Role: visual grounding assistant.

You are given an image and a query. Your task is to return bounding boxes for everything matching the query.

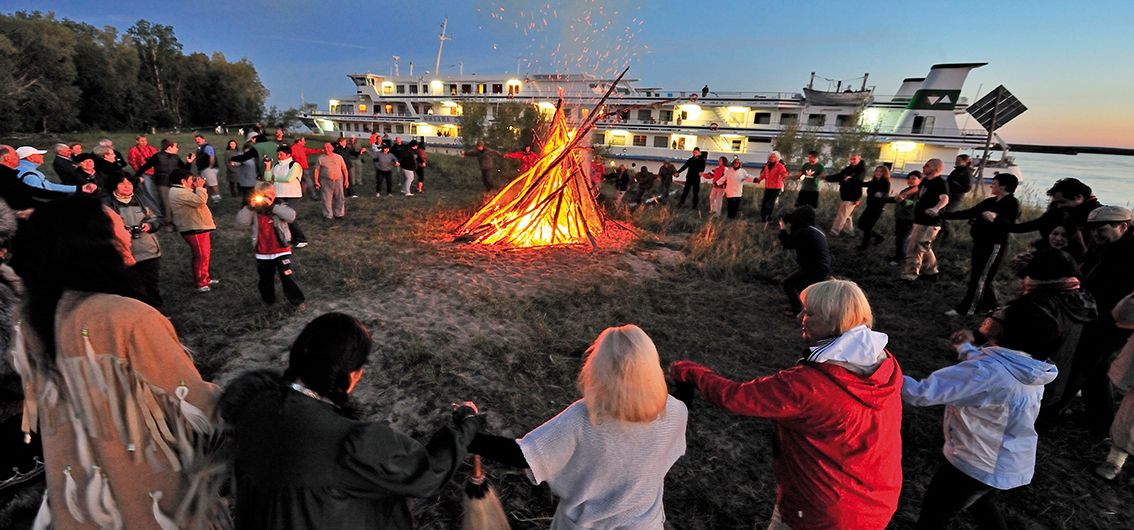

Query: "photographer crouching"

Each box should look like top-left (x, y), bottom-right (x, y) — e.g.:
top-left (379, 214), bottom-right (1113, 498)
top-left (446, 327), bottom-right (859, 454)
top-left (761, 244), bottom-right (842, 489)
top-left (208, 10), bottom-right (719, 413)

top-left (778, 205), bottom-right (833, 315)
top-left (236, 182), bottom-right (305, 307)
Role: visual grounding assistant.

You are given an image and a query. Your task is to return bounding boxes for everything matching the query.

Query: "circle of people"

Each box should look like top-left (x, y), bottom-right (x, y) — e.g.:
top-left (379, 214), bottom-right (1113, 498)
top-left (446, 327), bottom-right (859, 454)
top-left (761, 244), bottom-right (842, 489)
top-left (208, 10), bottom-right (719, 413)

top-left (0, 136), bottom-right (1132, 529)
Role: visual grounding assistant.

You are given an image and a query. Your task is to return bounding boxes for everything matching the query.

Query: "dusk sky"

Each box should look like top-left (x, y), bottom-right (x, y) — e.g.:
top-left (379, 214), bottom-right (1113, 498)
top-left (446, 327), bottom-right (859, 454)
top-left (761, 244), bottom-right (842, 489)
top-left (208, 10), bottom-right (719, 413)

top-left (8, 0), bottom-right (1133, 148)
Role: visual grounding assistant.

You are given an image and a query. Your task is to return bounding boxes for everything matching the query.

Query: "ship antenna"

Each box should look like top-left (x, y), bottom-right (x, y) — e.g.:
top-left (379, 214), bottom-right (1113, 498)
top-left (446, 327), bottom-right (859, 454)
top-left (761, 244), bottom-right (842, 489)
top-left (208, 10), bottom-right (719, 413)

top-left (434, 17), bottom-right (450, 77)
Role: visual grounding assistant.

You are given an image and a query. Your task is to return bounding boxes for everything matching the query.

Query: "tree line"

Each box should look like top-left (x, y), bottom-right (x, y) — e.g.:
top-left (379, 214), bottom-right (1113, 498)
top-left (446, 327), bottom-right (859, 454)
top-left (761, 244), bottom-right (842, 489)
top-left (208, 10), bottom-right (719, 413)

top-left (0, 11), bottom-right (268, 134)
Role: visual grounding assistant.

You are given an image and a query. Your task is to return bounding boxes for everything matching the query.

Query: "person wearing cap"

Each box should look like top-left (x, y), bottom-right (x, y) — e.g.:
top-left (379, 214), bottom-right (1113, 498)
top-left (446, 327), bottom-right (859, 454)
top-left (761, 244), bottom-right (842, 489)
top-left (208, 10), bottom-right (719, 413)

top-left (1061, 205), bottom-right (1134, 437)
top-left (903, 303), bottom-right (1059, 529)
top-left (941, 173), bottom-right (1021, 317)
top-left (0, 145), bottom-right (70, 216)
top-left (15, 146), bottom-right (95, 195)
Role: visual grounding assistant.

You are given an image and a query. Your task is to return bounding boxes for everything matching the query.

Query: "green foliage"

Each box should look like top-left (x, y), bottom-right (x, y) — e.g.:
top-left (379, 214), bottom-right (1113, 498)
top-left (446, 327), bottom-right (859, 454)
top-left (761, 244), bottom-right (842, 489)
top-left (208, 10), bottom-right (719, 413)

top-left (457, 102), bottom-right (545, 153)
top-left (771, 122), bottom-right (820, 167)
top-left (0, 11), bottom-right (268, 133)
top-left (457, 102), bottom-right (488, 149)
top-left (772, 113), bottom-right (880, 168)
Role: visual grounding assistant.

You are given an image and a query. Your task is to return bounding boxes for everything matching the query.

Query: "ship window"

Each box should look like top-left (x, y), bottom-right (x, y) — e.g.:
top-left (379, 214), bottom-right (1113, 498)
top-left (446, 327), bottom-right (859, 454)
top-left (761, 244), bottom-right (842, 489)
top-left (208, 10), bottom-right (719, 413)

top-left (382, 84), bottom-right (393, 95)
top-left (732, 139), bottom-right (743, 152)
top-left (610, 134), bottom-right (626, 146)
top-left (660, 110), bottom-right (673, 122)
top-left (563, 108), bottom-right (572, 118)
top-left (449, 84), bottom-right (458, 96)
top-left (653, 136), bottom-right (669, 148)
top-left (637, 109), bottom-right (652, 121)
top-left (409, 84), bottom-right (419, 94)
top-left (492, 84), bottom-right (503, 94)
top-left (680, 110), bottom-right (688, 121)
top-left (353, 78), bottom-right (366, 87)
top-left (780, 113), bottom-right (798, 125)
top-left (748, 137), bottom-right (772, 143)
top-left (753, 112), bottom-right (772, 125)
top-left (592, 132), bottom-right (604, 145)
top-left (396, 85), bottom-right (405, 94)
top-left (835, 114), bottom-right (853, 127)
top-left (477, 84), bottom-right (486, 94)
top-left (807, 114), bottom-right (826, 127)
top-left (395, 124), bottom-right (405, 133)
top-left (461, 84), bottom-right (472, 94)
top-left (632, 135), bottom-right (647, 147)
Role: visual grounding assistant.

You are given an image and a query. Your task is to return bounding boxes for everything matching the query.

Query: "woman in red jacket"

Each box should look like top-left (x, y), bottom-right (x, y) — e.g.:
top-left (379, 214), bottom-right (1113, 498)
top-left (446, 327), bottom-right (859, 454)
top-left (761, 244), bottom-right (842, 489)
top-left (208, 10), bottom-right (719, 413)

top-left (671, 279), bottom-right (903, 529)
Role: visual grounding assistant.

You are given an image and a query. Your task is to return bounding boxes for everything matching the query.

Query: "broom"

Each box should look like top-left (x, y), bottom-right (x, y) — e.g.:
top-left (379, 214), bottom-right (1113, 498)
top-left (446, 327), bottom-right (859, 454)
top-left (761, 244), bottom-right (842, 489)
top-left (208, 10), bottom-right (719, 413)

top-left (462, 455), bottom-right (510, 530)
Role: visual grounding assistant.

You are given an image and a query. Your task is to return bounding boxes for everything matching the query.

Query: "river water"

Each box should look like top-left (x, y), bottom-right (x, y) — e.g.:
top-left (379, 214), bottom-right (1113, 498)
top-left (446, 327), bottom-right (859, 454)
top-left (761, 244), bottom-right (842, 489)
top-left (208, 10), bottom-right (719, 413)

top-left (1007, 152), bottom-right (1134, 207)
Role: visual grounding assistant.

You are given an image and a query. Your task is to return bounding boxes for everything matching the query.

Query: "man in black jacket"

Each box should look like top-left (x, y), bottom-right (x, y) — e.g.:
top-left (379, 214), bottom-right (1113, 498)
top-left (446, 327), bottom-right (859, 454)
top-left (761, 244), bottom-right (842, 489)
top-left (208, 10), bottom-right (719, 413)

top-left (940, 154), bottom-right (974, 241)
top-left (1065, 206), bottom-right (1134, 437)
top-left (135, 139), bottom-right (195, 220)
top-left (778, 205), bottom-right (832, 314)
top-left (825, 153), bottom-right (866, 236)
top-left (52, 143), bottom-right (80, 185)
top-left (942, 173), bottom-right (1020, 316)
top-left (674, 148), bottom-right (707, 209)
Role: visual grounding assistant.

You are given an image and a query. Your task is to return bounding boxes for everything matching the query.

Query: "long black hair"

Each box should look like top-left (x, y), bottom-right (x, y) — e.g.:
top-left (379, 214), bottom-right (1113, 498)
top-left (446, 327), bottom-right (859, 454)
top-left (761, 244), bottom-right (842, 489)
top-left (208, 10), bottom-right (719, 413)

top-left (10, 195), bottom-right (141, 374)
top-left (283, 313), bottom-right (373, 407)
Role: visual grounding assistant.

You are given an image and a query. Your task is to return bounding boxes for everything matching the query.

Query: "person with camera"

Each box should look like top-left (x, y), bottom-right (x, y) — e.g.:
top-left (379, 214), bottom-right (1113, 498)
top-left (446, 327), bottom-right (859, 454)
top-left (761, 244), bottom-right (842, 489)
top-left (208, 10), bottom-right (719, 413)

top-left (169, 169), bottom-right (219, 293)
top-left (236, 182), bottom-right (305, 306)
top-left (103, 171), bottom-right (164, 308)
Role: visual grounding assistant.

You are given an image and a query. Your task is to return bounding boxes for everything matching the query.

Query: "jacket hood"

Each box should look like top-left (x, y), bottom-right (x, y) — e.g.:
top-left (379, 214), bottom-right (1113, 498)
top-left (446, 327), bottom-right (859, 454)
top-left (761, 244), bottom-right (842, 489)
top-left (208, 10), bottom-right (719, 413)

top-left (985, 346), bottom-right (1058, 386)
top-left (805, 326), bottom-right (901, 409)
top-left (807, 325), bottom-right (889, 372)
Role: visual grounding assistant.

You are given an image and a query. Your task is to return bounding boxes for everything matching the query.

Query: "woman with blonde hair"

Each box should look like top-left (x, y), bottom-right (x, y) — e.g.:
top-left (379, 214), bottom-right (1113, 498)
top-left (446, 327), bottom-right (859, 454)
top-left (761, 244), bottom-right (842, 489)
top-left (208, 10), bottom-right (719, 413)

top-left (471, 324), bottom-right (687, 529)
top-left (671, 279), bottom-right (903, 529)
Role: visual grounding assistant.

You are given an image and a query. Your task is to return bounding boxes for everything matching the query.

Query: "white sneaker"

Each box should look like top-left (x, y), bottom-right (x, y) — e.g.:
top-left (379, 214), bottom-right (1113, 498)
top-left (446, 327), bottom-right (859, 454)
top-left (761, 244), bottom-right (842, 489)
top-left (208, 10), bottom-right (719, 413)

top-left (944, 309), bottom-right (960, 317)
top-left (196, 286), bottom-right (211, 293)
top-left (295, 241), bottom-right (309, 248)
top-left (208, 279), bottom-right (220, 286)
top-left (404, 192), bottom-right (414, 196)
top-left (376, 193), bottom-right (381, 198)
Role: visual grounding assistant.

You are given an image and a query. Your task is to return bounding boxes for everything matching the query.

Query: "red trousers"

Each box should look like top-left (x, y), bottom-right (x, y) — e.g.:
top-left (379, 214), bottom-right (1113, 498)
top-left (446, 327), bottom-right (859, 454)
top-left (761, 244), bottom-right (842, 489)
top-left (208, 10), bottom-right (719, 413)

top-left (181, 231), bottom-right (212, 287)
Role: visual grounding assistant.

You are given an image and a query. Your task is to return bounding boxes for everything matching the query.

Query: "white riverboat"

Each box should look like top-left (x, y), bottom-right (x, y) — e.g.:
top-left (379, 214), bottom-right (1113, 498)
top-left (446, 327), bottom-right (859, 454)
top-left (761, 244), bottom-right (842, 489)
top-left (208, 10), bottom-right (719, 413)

top-left (300, 60), bottom-right (1013, 176)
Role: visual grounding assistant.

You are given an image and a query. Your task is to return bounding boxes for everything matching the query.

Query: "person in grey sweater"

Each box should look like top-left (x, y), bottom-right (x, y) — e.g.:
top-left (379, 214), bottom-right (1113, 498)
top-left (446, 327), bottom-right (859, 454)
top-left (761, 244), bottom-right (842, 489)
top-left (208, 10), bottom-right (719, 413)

top-left (369, 143), bottom-right (399, 197)
top-left (463, 141), bottom-right (501, 191)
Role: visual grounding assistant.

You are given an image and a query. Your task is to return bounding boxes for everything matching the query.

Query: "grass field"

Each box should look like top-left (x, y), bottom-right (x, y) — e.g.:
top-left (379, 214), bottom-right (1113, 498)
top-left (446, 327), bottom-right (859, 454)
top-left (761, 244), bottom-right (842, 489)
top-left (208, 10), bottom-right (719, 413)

top-left (3, 130), bottom-right (1132, 529)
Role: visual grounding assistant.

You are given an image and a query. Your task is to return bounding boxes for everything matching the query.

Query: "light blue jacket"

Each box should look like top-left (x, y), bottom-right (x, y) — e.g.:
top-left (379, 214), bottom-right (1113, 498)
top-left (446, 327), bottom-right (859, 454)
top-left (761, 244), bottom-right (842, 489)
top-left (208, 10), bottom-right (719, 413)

top-left (16, 160), bottom-right (77, 193)
top-left (902, 343), bottom-right (1057, 490)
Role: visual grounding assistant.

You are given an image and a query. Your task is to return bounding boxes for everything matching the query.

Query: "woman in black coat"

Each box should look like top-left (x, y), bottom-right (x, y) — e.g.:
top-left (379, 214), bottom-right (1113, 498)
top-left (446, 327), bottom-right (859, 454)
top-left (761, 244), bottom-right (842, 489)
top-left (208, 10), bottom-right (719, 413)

top-left (219, 313), bottom-right (480, 529)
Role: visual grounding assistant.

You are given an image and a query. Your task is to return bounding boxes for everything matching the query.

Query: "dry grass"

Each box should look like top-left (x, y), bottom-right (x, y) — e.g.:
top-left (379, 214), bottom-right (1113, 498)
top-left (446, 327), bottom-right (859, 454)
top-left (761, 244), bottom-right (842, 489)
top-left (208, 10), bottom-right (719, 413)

top-left (4, 131), bottom-right (1131, 529)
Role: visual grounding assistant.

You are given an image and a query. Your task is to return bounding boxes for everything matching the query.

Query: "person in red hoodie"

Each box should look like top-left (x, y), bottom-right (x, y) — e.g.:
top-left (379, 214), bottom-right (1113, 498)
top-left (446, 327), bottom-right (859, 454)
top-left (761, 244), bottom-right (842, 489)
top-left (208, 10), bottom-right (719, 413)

top-left (756, 151), bottom-right (789, 222)
top-left (290, 137), bottom-right (323, 200)
top-left (671, 279), bottom-right (903, 530)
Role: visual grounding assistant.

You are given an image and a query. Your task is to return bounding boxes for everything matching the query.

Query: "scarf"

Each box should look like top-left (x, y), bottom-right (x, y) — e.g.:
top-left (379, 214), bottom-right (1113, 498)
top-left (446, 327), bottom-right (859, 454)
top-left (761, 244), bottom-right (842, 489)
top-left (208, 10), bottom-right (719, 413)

top-left (1022, 276), bottom-right (1080, 295)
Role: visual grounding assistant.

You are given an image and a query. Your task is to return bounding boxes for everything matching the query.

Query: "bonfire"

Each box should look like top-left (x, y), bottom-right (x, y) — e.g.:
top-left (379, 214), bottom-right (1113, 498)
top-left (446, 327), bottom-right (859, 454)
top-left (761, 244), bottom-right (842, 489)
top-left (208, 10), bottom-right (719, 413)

top-left (455, 69), bottom-right (628, 249)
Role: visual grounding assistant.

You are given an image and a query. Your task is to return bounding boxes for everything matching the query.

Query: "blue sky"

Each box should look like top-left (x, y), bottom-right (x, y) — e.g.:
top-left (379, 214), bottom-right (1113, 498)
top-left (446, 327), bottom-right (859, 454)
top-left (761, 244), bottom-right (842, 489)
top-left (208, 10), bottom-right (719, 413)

top-left (7, 0), bottom-right (1133, 147)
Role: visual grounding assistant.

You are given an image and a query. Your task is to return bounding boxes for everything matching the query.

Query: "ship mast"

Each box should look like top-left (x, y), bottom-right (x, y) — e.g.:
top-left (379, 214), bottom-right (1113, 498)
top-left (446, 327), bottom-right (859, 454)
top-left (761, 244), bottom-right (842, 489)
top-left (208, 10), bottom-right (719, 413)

top-left (434, 18), bottom-right (450, 77)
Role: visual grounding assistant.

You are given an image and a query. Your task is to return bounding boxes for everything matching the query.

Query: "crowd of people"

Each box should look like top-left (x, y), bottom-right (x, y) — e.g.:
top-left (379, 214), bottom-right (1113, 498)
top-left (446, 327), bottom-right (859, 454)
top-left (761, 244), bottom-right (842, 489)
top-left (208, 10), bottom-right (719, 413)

top-left (0, 132), bottom-right (1132, 529)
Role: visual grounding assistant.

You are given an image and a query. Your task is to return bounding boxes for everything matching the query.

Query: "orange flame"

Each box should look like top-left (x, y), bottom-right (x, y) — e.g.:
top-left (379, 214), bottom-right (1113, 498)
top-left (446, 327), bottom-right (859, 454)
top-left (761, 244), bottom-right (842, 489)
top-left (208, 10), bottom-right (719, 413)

top-left (456, 102), bottom-right (605, 248)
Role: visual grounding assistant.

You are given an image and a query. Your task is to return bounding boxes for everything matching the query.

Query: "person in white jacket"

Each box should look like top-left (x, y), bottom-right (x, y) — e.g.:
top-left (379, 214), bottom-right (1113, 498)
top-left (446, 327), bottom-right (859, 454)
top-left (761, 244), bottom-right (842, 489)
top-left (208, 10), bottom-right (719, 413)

top-left (902, 302), bottom-right (1059, 529)
top-left (715, 158), bottom-right (753, 219)
top-left (267, 146), bottom-right (308, 247)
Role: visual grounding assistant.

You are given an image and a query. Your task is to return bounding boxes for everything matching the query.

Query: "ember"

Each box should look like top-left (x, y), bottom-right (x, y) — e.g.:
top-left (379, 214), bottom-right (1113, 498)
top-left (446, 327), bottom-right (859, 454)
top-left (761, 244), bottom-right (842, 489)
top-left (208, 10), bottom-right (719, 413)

top-left (455, 68), bottom-right (629, 248)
